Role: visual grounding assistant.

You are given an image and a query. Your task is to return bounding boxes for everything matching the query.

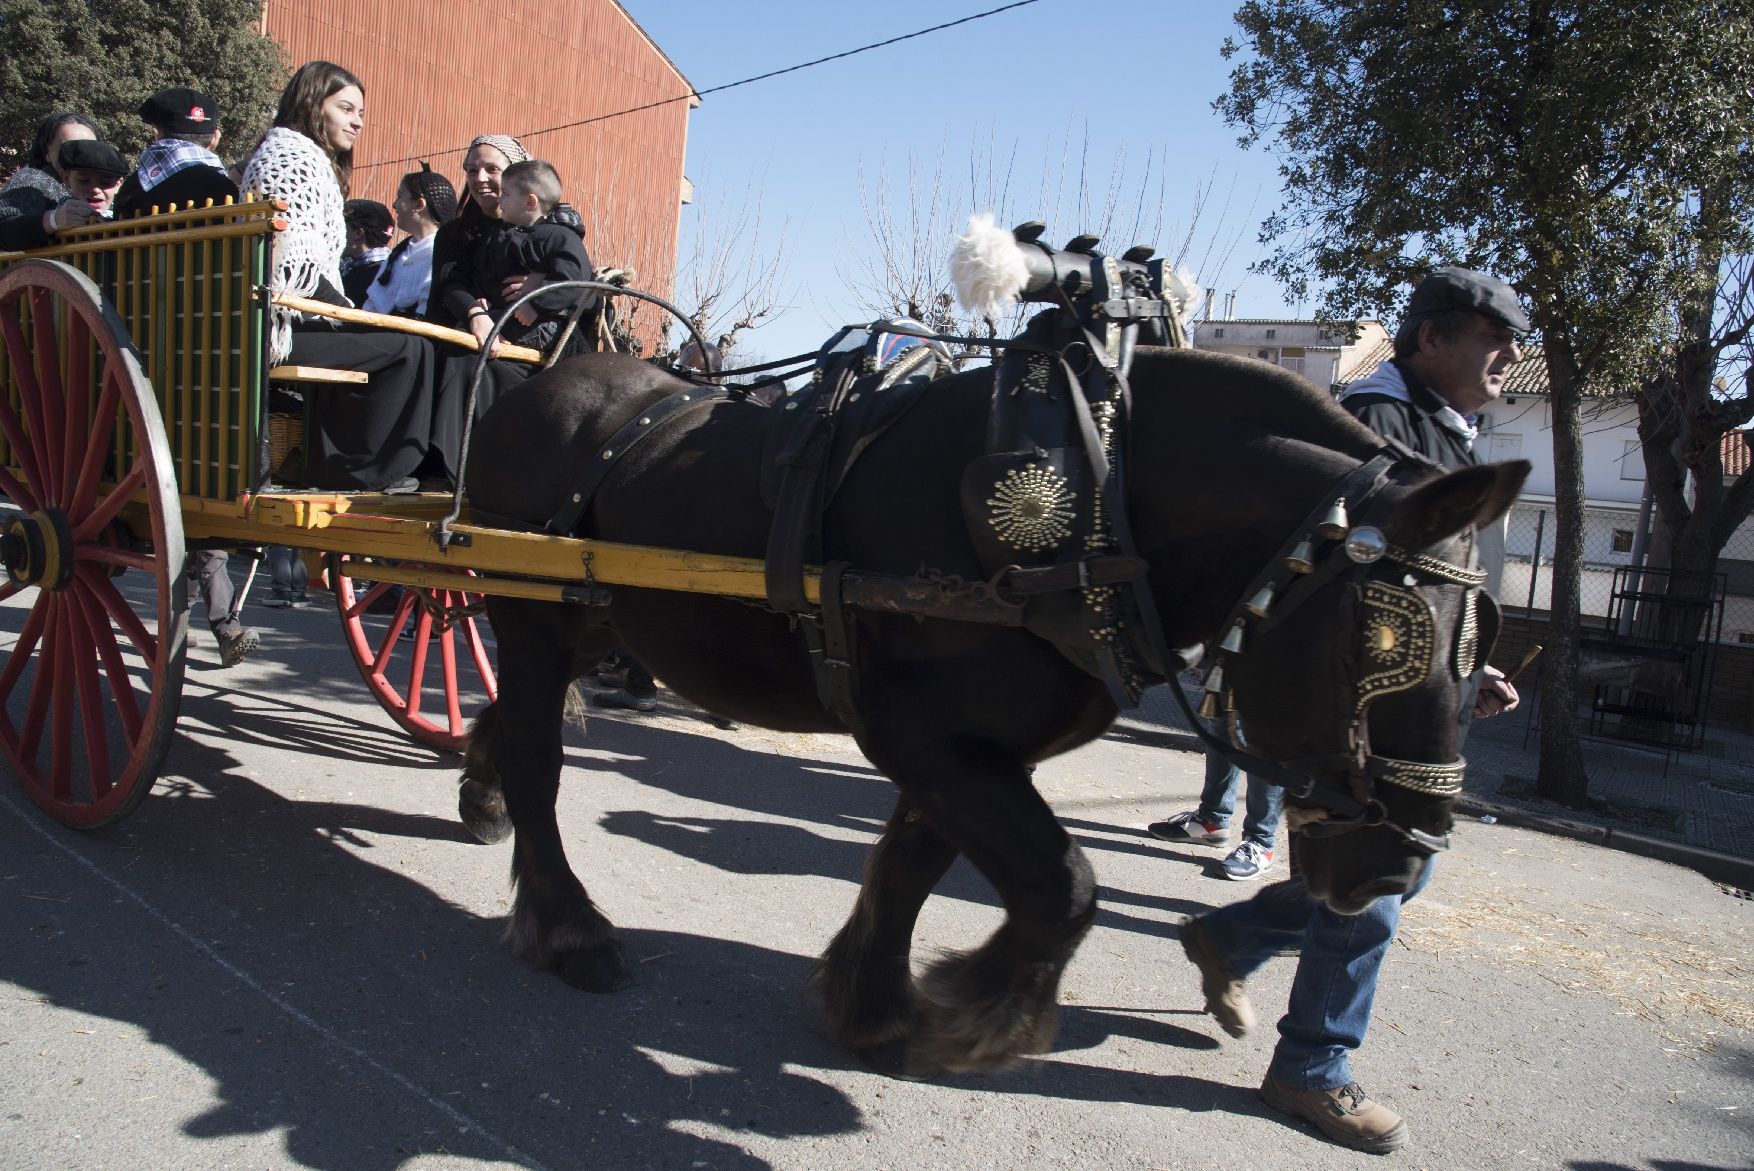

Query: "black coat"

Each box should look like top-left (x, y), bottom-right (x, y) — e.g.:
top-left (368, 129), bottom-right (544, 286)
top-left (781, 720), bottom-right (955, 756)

top-left (113, 164), bottom-right (239, 220)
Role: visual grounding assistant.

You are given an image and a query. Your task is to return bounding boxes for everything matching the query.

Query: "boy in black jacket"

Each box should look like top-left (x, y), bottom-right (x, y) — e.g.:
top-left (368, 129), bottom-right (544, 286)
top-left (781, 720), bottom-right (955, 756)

top-left (472, 160), bottom-right (596, 353)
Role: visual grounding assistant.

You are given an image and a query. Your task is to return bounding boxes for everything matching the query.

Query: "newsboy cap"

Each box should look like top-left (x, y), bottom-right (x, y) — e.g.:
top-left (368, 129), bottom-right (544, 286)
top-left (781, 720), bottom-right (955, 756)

top-left (57, 139), bottom-right (128, 178)
top-left (1406, 266), bottom-right (1532, 335)
top-left (139, 87), bottom-right (220, 134)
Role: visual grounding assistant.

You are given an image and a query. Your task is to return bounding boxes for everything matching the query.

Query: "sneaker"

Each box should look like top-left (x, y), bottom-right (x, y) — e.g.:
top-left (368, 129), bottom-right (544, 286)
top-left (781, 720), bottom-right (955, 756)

top-left (1222, 841), bottom-right (1275, 881)
top-left (1148, 810), bottom-right (1227, 847)
top-left (290, 591), bottom-right (310, 607)
top-left (217, 626), bottom-right (259, 668)
top-left (593, 689), bottom-right (656, 714)
top-left (1178, 915), bottom-right (1254, 1037)
top-left (263, 591), bottom-right (292, 610)
top-left (1259, 1073), bottom-right (1409, 1154)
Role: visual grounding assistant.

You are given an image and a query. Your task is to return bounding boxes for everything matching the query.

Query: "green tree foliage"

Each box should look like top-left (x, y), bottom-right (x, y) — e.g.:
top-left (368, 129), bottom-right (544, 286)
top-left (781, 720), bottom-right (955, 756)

top-left (0, 0), bottom-right (285, 170)
top-left (1217, 1), bottom-right (1754, 805)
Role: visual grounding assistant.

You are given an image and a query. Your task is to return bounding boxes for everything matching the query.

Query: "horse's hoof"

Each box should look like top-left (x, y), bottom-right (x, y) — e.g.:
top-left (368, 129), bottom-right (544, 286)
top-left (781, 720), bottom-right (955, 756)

top-left (855, 1038), bottom-right (934, 1082)
top-left (458, 781), bottom-right (513, 844)
top-left (558, 940), bottom-right (632, 993)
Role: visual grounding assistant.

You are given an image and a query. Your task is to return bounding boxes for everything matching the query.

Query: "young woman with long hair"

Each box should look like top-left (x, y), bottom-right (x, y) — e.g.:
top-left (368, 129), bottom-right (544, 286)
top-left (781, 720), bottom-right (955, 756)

top-left (241, 61), bottom-right (446, 492)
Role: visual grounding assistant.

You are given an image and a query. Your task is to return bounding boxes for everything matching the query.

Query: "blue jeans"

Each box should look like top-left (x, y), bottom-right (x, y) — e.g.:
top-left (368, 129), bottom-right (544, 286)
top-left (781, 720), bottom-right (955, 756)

top-left (1201, 862), bottom-right (1434, 1090)
top-left (1199, 751), bottom-right (1284, 850)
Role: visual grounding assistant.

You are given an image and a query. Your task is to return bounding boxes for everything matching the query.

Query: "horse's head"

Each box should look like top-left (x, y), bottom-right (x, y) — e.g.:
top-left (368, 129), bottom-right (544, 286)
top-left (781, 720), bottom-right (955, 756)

top-left (1218, 459), bottom-right (1529, 913)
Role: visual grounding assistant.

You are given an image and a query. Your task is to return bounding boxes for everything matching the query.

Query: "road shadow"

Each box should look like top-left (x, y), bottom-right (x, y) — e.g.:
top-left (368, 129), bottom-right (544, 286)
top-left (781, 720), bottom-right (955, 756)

top-left (2, 734), bottom-right (860, 1170)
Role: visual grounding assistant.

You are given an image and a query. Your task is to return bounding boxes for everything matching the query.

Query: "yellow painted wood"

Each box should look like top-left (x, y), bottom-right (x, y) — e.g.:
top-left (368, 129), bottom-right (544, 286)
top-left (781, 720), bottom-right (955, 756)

top-left (333, 560), bottom-right (581, 604)
top-left (273, 294), bottom-right (543, 364)
top-left (267, 365), bottom-right (370, 384)
top-left (172, 492), bottom-right (821, 604)
top-left (0, 216), bottom-right (282, 263)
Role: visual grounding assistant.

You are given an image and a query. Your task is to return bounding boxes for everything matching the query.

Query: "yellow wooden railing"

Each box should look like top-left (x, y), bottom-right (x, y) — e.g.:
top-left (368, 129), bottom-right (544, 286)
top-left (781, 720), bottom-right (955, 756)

top-left (0, 198), bottom-right (280, 502)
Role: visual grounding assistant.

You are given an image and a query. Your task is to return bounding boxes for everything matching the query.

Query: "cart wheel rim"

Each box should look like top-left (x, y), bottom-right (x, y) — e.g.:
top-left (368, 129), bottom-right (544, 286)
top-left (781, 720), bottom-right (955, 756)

top-left (330, 555), bottom-right (497, 751)
top-left (0, 260), bottom-right (187, 827)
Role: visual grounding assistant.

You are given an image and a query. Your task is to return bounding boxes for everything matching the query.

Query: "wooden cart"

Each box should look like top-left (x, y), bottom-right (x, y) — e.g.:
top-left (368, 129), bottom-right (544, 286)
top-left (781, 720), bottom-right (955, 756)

top-left (0, 201), bottom-right (821, 827)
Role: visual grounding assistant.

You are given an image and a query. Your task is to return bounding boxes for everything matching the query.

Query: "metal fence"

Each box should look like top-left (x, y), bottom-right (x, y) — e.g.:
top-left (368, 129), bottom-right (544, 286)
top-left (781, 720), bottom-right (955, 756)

top-left (1503, 502), bottom-right (1754, 647)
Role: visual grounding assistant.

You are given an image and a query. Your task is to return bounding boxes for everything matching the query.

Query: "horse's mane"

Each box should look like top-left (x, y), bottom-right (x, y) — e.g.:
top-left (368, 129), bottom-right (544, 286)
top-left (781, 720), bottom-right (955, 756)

top-left (1131, 346), bottom-right (1387, 463)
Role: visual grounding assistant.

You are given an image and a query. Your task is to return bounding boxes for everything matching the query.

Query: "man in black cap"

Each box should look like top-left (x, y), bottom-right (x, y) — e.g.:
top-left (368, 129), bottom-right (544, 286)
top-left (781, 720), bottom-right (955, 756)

top-left (1177, 266), bottom-right (1526, 1156)
top-left (114, 87), bottom-right (238, 219)
top-left (341, 199), bottom-right (394, 306)
top-left (0, 138), bottom-right (128, 251)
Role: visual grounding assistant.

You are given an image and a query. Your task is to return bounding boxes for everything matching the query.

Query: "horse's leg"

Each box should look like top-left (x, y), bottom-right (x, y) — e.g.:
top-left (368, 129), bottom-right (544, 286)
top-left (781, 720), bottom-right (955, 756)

top-left (459, 699), bottom-right (513, 843)
top-left (460, 628), bottom-right (617, 845)
top-left (473, 598), bottom-right (629, 992)
top-left (872, 738), bottom-right (1096, 1075)
top-left (814, 795), bottom-right (958, 1057)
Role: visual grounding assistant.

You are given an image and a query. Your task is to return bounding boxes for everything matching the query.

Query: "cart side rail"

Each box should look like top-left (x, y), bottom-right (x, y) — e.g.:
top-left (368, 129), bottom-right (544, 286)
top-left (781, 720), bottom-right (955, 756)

top-left (0, 199), bottom-right (282, 502)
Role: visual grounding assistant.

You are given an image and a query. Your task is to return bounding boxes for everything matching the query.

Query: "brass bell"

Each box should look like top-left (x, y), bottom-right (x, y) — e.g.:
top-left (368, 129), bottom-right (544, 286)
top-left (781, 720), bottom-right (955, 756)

top-left (1285, 537), bottom-right (1316, 574)
top-left (1199, 663), bottom-right (1225, 717)
top-left (1218, 621), bottom-right (1245, 655)
top-left (1318, 497), bottom-right (1350, 540)
top-left (1244, 584), bottom-right (1274, 618)
top-left (1199, 691), bottom-right (1222, 719)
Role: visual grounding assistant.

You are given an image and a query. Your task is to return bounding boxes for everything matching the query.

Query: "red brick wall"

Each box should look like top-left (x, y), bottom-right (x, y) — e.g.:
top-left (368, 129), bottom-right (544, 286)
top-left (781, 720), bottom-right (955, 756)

top-left (260, 0), bottom-right (691, 337)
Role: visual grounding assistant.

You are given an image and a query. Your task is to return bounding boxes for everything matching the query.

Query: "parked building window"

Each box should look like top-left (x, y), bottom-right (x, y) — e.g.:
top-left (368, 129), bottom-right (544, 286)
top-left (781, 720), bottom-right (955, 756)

top-left (1489, 432), bottom-right (1523, 461)
top-left (1621, 438), bottom-right (1646, 480)
top-left (1212, 328), bottom-right (1224, 338)
top-left (1265, 328), bottom-right (1277, 338)
top-left (1611, 528), bottom-right (1634, 553)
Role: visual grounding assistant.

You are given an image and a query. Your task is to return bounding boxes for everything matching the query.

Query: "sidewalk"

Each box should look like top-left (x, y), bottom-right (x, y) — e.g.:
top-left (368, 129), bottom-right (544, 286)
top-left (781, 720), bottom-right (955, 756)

top-left (1457, 698), bottom-right (1754, 884)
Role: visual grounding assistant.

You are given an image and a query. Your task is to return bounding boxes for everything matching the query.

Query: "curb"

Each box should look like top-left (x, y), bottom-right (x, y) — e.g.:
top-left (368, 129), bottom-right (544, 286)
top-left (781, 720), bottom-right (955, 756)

top-left (1455, 796), bottom-right (1754, 890)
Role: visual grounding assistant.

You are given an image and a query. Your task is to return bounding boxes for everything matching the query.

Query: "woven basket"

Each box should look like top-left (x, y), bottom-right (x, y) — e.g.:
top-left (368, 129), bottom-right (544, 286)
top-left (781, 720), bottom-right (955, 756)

top-left (268, 413), bottom-right (304, 480)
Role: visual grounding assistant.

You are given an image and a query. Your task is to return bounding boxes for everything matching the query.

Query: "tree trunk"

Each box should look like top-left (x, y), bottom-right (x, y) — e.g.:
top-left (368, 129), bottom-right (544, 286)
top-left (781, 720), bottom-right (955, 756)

top-left (1537, 349), bottom-right (1592, 807)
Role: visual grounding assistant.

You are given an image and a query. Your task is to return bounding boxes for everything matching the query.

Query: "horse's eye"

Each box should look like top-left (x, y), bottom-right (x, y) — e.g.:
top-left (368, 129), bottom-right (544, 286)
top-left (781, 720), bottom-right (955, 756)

top-left (1375, 624), bottom-right (1397, 652)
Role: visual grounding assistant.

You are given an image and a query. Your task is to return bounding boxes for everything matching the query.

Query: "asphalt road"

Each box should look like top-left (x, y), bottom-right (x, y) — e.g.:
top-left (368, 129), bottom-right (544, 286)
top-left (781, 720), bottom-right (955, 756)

top-left (1, 596), bottom-right (1749, 1170)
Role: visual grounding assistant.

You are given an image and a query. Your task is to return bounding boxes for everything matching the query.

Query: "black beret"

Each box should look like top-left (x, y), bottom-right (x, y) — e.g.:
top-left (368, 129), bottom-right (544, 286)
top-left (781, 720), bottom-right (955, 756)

top-left (1407, 266), bottom-right (1532, 335)
top-left (343, 199), bottom-right (394, 234)
top-left (139, 87), bottom-right (220, 134)
top-left (57, 139), bottom-right (128, 178)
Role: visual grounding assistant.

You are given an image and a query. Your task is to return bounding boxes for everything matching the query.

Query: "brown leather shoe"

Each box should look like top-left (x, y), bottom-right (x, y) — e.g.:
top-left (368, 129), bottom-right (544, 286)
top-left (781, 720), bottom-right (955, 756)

top-left (1178, 915), bottom-right (1255, 1037)
top-left (1259, 1073), bottom-right (1410, 1154)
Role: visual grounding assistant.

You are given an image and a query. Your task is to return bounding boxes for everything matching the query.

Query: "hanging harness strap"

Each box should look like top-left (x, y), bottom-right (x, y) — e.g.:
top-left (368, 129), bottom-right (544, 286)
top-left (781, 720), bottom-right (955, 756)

top-left (541, 386), bottom-right (734, 536)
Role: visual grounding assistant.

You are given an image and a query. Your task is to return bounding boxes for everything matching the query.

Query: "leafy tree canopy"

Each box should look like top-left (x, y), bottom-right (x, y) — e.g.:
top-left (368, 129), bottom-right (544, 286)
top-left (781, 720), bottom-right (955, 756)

top-left (0, 0), bottom-right (285, 171)
top-left (1218, 0), bottom-right (1754, 392)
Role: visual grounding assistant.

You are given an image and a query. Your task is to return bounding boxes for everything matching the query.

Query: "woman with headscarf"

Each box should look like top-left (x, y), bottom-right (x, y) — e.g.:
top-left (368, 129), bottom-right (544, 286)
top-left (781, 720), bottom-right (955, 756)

top-left (426, 134), bottom-right (594, 477)
top-left (241, 61), bottom-right (442, 492)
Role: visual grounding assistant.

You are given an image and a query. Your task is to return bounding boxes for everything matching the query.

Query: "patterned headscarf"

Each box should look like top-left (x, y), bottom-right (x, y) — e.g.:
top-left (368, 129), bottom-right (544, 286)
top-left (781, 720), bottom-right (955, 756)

top-left (466, 134), bottom-right (529, 167)
top-left (403, 162), bottom-right (458, 224)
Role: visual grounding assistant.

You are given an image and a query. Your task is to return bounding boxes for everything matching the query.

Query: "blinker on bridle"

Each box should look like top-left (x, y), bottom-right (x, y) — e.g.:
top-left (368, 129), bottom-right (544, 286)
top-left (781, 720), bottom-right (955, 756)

top-left (1169, 449), bottom-right (1489, 857)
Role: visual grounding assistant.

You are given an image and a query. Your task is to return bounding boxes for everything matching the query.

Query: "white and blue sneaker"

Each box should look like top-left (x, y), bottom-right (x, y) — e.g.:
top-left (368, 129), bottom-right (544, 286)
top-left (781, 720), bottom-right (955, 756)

top-left (1221, 841), bottom-right (1275, 881)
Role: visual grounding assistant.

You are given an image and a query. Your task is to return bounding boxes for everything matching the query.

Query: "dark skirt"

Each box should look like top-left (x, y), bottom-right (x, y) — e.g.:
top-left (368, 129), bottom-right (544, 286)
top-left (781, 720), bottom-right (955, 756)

top-left (433, 345), bottom-right (534, 483)
top-left (287, 325), bottom-right (437, 491)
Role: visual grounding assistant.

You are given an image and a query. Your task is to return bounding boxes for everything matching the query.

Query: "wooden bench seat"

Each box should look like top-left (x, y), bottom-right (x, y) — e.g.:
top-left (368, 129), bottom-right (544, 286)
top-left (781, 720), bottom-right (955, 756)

top-left (268, 364), bottom-right (369, 385)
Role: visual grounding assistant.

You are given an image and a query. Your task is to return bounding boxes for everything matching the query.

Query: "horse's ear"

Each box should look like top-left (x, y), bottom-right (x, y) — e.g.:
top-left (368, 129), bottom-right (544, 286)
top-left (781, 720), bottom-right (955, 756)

top-left (1384, 460), bottom-right (1531, 550)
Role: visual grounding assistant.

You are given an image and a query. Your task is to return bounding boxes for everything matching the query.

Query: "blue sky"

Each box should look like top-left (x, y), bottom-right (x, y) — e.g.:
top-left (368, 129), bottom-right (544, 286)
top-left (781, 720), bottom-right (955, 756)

top-left (620, 0), bottom-right (1291, 362)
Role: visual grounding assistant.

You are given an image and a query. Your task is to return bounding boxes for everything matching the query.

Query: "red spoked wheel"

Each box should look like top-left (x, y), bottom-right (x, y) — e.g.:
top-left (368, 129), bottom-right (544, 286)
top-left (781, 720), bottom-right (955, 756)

top-left (0, 260), bottom-right (187, 827)
top-left (330, 554), bottom-right (498, 751)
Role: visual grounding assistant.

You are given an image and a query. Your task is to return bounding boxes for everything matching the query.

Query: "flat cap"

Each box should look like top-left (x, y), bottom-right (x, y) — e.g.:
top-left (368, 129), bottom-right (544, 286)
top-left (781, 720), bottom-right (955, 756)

top-left (57, 139), bottom-right (128, 178)
top-left (1407, 266), bottom-right (1531, 335)
top-left (139, 87), bottom-right (220, 134)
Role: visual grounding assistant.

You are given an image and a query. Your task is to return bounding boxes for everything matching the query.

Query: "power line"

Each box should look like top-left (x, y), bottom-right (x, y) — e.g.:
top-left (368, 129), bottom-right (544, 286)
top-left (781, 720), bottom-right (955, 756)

top-left (357, 0), bottom-right (1044, 172)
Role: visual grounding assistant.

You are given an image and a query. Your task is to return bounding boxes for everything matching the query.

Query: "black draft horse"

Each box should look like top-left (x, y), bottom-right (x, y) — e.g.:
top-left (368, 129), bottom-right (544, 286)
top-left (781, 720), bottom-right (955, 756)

top-left (461, 345), bottom-right (1527, 1074)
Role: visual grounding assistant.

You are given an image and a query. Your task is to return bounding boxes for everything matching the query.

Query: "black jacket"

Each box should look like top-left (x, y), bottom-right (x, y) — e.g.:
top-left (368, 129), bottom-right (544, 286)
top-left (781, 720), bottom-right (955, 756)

top-left (114, 165), bottom-right (239, 220)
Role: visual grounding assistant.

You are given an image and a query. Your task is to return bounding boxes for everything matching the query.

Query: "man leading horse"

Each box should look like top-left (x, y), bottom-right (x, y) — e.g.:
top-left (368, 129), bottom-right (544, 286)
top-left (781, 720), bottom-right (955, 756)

top-left (1179, 266), bottom-right (1529, 1155)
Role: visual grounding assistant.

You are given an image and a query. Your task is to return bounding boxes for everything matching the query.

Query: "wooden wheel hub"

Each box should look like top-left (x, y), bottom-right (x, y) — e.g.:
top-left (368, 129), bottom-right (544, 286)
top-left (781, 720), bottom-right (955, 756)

top-left (2, 508), bottom-right (75, 591)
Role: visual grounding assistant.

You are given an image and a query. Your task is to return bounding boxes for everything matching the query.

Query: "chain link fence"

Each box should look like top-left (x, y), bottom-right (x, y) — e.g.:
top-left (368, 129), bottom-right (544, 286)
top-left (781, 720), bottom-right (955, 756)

top-left (1503, 502), bottom-right (1754, 647)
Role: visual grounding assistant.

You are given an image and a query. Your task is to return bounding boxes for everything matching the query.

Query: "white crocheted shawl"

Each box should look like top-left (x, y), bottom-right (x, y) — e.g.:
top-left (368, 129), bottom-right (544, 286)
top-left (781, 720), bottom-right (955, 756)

top-left (241, 127), bottom-right (347, 361)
